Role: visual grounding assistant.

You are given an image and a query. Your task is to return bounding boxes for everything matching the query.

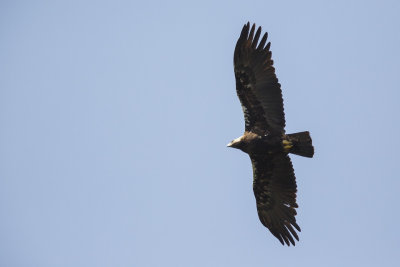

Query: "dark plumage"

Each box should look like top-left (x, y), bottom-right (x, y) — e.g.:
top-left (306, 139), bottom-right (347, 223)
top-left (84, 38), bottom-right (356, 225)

top-left (227, 23), bottom-right (314, 246)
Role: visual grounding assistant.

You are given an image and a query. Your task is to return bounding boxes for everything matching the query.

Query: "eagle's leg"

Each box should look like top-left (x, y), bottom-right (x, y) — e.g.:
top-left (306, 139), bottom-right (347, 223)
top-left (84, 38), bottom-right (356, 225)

top-left (282, 139), bottom-right (293, 152)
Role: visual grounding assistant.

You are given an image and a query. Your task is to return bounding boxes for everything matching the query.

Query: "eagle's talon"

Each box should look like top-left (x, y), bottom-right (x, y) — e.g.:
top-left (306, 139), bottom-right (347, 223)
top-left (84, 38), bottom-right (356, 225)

top-left (283, 144), bottom-right (293, 151)
top-left (282, 140), bottom-right (291, 145)
top-left (282, 140), bottom-right (293, 151)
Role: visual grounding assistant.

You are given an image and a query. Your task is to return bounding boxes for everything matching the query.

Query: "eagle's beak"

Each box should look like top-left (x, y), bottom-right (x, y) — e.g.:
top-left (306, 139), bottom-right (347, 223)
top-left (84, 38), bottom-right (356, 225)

top-left (227, 142), bottom-right (233, 147)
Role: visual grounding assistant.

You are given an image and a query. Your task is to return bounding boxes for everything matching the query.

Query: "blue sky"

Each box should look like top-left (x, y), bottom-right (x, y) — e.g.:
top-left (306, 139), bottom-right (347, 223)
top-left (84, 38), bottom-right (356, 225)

top-left (1, 0), bottom-right (400, 266)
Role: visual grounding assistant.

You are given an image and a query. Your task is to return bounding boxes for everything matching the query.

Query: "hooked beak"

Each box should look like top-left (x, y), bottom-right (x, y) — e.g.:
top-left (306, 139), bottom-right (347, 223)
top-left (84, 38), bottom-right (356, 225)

top-left (227, 142), bottom-right (233, 147)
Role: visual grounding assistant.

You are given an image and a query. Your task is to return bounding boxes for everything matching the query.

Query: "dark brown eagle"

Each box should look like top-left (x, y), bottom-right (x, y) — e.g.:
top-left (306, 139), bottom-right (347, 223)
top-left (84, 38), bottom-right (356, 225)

top-left (227, 22), bottom-right (314, 246)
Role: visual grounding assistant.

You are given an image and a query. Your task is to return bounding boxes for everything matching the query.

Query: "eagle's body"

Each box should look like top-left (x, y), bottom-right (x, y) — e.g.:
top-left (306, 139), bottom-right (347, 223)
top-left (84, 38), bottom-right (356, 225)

top-left (228, 131), bottom-right (283, 154)
top-left (228, 23), bottom-right (314, 246)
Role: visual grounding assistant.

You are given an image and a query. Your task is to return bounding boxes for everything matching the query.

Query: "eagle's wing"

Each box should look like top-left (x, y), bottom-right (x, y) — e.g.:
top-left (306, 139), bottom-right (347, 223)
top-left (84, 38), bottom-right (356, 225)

top-left (234, 23), bottom-right (285, 135)
top-left (251, 153), bottom-right (300, 246)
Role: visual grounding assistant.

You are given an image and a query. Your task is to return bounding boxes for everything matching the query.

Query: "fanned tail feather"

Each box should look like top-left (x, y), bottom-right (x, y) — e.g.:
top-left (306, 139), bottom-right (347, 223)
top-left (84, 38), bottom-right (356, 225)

top-left (287, 131), bottom-right (314, 158)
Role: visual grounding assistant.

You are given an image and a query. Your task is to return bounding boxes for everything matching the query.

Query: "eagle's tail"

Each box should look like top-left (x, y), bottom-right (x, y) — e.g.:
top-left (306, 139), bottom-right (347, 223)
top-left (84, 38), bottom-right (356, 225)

top-left (286, 131), bottom-right (314, 158)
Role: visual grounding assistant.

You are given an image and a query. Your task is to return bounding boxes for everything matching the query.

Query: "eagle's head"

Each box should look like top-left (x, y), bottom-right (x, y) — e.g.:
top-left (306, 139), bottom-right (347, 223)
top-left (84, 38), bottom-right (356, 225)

top-left (227, 136), bottom-right (246, 151)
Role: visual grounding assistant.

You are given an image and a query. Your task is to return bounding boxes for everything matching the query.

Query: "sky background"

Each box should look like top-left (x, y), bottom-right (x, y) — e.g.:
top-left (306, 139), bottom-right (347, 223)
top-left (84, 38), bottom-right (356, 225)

top-left (1, 0), bottom-right (400, 266)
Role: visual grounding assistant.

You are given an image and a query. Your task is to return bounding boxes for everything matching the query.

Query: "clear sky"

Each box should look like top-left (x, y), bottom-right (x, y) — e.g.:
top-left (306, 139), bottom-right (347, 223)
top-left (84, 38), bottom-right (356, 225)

top-left (1, 0), bottom-right (400, 266)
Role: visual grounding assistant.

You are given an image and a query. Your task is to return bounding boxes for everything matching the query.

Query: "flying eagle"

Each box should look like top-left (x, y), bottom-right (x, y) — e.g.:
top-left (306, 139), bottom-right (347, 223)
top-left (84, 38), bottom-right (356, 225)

top-left (227, 22), bottom-right (314, 246)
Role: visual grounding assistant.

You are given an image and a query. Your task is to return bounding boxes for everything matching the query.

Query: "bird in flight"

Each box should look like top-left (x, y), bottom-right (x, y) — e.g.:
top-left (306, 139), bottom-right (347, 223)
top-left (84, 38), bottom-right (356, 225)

top-left (227, 22), bottom-right (314, 246)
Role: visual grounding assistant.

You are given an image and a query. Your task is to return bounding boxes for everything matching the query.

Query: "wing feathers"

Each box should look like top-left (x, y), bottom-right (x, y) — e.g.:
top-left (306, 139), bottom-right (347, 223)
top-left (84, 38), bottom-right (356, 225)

top-left (257, 33), bottom-right (268, 50)
top-left (248, 23), bottom-right (256, 43)
top-left (252, 27), bottom-right (262, 49)
top-left (234, 23), bottom-right (286, 135)
top-left (251, 153), bottom-right (300, 246)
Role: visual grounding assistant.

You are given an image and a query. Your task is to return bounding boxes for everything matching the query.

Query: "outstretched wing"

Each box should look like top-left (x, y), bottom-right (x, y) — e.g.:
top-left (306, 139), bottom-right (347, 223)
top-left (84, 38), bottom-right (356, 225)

top-left (234, 22), bottom-right (285, 135)
top-left (251, 153), bottom-right (300, 246)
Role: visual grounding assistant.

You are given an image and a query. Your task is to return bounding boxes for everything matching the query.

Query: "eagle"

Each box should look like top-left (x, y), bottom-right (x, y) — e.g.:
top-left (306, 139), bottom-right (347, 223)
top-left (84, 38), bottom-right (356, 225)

top-left (227, 22), bottom-right (314, 246)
